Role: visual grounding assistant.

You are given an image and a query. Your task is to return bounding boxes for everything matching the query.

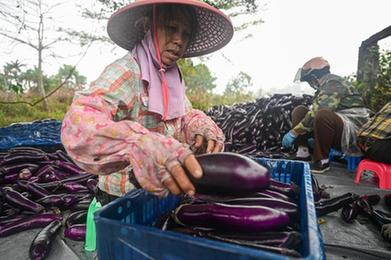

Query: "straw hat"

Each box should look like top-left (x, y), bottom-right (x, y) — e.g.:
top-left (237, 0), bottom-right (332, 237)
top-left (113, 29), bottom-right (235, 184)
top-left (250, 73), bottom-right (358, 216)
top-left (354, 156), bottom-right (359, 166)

top-left (107, 0), bottom-right (234, 58)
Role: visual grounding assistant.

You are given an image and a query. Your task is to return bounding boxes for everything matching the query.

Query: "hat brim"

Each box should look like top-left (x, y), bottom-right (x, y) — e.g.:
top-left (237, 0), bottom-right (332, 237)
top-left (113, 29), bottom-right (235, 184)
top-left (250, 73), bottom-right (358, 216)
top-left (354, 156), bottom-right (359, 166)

top-left (107, 0), bottom-right (234, 58)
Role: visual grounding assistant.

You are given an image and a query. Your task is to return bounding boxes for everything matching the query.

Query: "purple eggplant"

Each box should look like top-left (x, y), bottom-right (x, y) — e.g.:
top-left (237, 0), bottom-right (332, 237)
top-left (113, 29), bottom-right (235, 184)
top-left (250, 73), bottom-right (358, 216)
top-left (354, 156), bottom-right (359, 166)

top-left (62, 183), bottom-right (89, 193)
top-left (316, 192), bottom-right (358, 217)
top-left (256, 189), bottom-right (292, 202)
top-left (174, 203), bottom-right (289, 232)
top-left (65, 210), bottom-right (88, 227)
top-left (36, 194), bottom-right (65, 208)
top-left (0, 213), bottom-right (62, 237)
top-left (2, 186), bottom-right (44, 213)
top-left (17, 180), bottom-right (50, 199)
top-left (360, 194), bottom-right (380, 205)
top-left (189, 152), bottom-right (270, 195)
top-left (29, 220), bottom-right (62, 260)
top-left (86, 178), bottom-right (98, 194)
top-left (64, 224), bottom-right (86, 241)
top-left (55, 160), bottom-right (86, 175)
top-left (268, 179), bottom-right (299, 199)
top-left (341, 203), bottom-right (359, 223)
top-left (69, 199), bottom-right (91, 211)
top-left (216, 197), bottom-right (298, 218)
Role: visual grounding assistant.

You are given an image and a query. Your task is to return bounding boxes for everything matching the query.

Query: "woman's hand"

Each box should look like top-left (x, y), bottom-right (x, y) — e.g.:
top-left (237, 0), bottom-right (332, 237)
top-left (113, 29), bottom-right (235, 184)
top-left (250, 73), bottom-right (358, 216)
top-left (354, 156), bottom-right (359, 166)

top-left (129, 132), bottom-right (203, 197)
top-left (188, 117), bottom-right (225, 154)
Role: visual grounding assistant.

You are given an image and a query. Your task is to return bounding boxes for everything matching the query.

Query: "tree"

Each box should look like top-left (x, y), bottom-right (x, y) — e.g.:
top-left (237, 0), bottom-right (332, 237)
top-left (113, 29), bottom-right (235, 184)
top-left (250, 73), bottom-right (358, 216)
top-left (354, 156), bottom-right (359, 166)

top-left (1, 60), bottom-right (25, 94)
top-left (53, 64), bottom-right (86, 89)
top-left (178, 58), bottom-right (217, 95)
top-left (223, 72), bottom-right (255, 104)
top-left (0, 0), bottom-right (69, 110)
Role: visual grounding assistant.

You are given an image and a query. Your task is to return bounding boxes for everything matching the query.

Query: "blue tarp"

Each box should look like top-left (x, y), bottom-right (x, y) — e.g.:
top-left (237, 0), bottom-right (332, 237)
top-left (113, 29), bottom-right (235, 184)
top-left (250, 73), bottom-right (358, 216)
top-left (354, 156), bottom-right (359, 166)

top-left (0, 119), bottom-right (62, 150)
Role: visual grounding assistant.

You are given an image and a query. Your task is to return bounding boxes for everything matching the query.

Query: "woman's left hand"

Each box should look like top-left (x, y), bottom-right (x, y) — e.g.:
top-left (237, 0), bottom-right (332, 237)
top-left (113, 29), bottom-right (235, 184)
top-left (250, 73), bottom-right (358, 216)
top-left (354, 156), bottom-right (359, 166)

top-left (188, 117), bottom-right (225, 154)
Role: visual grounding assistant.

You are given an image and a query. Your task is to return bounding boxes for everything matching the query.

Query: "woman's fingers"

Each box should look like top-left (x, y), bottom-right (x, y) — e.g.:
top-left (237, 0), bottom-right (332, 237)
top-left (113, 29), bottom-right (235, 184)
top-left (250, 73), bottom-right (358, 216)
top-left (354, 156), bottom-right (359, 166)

top-left (213, 142), bottom-right (223, 153)
top-left (162, 176), bottom-right (181, 195)
top-left (183, 154), bottom-right (203, 178)
top-left (164, 155), bottom-right (202, 196)
top-left (206, 139), bottom-right (215, 153)
top-left (193, 135), bottom-right (204, 149)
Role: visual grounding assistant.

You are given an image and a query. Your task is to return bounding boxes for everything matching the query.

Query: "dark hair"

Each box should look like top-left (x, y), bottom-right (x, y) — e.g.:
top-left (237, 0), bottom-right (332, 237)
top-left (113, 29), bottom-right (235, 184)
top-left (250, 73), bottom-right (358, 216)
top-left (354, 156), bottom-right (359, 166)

top-left (151, 4), bottom-right (198, 42)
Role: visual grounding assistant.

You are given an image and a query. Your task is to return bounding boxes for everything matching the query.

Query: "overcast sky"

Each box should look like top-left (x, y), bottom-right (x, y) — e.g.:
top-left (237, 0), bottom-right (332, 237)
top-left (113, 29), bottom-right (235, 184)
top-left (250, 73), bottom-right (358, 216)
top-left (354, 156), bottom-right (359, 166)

top-left (1, 0), bottom-right (390, 95)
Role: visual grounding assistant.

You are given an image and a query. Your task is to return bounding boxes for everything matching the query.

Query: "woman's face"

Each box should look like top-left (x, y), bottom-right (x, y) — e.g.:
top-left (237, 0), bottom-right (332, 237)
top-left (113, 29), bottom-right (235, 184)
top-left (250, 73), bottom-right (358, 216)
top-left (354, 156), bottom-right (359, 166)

top-left (156, 11), bottom-right (191, 66)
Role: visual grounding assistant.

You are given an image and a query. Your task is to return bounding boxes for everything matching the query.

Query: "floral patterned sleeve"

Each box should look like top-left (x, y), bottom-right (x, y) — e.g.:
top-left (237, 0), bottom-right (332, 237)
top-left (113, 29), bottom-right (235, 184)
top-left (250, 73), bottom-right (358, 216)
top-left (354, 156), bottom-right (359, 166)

top-left (61, 56), bottom-right (147, 175)
top-left (61, 54), bottom-right (193, 197)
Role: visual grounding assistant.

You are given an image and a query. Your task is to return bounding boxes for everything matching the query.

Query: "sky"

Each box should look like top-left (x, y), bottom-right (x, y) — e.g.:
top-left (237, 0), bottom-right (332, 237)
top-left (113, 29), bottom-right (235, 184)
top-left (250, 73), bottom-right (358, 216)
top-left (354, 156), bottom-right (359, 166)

top-left (0, 0), bottom-right (390, 95)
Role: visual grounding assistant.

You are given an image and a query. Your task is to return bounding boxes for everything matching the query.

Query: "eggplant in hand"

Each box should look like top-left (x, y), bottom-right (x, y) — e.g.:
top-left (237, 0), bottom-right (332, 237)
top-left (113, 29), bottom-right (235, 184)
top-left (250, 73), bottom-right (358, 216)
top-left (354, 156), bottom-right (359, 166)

top-left (189, 152), bottom-right (270, 195)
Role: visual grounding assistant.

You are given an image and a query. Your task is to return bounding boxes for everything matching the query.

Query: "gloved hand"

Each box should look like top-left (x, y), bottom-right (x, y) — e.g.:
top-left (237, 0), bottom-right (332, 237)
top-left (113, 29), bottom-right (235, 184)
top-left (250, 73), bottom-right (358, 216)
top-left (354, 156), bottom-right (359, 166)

top-left (381, 223), bottom-right (391, 242)
top-left (187, 115), bottom-right (225, 154)
top-left (282, 130), bottom-right (298, 149)
top-left (128, 132), bottom-right (202, 197)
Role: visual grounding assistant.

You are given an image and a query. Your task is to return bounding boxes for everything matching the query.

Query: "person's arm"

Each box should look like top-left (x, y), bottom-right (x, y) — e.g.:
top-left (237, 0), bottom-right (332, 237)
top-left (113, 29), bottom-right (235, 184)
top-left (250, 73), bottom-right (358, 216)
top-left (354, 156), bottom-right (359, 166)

top-left (61, 59), bottom-right (200, 197)
top-left (293, 80), bottom-right (342, 135)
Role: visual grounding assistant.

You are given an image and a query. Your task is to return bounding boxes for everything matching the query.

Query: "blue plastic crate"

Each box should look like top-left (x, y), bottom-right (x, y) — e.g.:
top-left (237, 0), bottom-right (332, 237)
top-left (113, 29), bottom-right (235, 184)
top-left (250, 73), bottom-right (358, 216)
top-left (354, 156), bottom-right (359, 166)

top-left (94, 158), bottom-right (325, 260)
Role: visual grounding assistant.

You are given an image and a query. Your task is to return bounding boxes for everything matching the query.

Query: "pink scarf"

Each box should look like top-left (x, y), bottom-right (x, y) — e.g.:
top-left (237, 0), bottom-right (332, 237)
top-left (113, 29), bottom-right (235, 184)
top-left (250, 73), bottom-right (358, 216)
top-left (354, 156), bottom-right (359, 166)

top-left (132, 31), bottom-right (185, 120)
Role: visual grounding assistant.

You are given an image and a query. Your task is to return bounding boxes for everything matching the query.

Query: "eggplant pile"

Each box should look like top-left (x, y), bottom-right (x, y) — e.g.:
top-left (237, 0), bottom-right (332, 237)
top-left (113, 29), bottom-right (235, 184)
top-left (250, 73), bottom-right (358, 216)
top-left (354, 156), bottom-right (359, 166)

top-left (163, 153), bottom-right (302, 257)
top-left (205, 94), bottom-right (313, 156)
top-left (339, 194), bottom-right (391, 243)
top-left (0, 146), bottom-right (97, 259)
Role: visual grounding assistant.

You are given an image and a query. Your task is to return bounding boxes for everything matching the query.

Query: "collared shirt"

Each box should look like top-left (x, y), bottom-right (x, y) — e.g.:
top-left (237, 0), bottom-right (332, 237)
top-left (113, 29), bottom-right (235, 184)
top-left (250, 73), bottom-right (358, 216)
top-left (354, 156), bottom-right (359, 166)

top-left (61, 53), bottom-right (201, 196)
top-left (294, 74), bottom-right (366, 134)
top-left (359, 102), bottom-right (391, 140)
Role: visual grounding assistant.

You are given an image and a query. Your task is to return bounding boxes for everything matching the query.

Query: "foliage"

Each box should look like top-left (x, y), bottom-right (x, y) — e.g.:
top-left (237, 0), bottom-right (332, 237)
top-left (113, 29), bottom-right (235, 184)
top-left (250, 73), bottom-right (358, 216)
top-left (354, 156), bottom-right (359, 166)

top-left (0, 88), bottom-right (74, 127)
top-left (0, 62), bottom-right (86, 94)
top-left (178, 58), bottom-right (217, 95)
top-left (350, 49), bottom-right (391, 112)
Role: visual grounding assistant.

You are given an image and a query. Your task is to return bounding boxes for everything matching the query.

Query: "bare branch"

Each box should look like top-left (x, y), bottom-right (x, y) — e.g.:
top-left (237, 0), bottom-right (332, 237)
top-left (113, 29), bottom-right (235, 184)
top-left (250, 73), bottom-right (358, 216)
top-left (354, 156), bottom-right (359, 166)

top-left (0, 31), bottom-right (38, 50)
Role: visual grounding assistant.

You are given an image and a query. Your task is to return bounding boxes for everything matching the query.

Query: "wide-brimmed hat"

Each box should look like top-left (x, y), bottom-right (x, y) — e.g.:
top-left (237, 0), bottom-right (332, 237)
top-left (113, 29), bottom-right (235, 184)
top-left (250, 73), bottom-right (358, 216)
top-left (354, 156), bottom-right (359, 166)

top-left (107, 0), bottom-right (234, 58)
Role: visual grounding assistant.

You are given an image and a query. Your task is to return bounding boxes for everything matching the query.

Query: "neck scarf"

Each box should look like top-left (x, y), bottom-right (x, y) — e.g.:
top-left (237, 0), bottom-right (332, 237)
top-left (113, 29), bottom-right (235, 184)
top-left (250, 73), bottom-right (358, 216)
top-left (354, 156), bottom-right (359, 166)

top-left (133, 31), bottom-right (185, 120)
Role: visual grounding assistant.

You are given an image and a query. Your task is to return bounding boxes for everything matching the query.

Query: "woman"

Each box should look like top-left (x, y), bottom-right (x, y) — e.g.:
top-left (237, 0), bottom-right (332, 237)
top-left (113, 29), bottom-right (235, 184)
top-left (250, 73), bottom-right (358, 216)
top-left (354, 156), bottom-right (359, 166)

top-left (61, 0), bottom-right (234, 204)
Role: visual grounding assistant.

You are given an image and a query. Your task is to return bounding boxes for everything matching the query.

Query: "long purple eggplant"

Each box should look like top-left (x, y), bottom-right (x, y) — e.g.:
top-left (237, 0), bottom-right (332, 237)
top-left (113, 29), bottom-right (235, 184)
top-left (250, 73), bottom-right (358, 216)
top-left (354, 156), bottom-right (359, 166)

top-left (65, 210), bottom-right (88, 227)
top-left (64, 224), bottom-right (86, 241)
top-left (29, 220), bottom-right (62, 260)
top-left (2, 187), bottom-right (44, 213)
top-left (316, 192), bottom-right (358, 217)
top-left (0, 213), bottom-right (62, 237)
top-left (256, 189), bottom-right (292, 202)
top-left (189, 152), bottom-right (270, 195)
top-left (268, 179), bottom-right (299, 199)
top-left (174, 203), bottom-right (289, 232)
top-left (216, 197), bottom-right (298, 218)
top-left (36, 194), bottom-right (66, 208)
top-left (17, 180), bottom-right (50, 199)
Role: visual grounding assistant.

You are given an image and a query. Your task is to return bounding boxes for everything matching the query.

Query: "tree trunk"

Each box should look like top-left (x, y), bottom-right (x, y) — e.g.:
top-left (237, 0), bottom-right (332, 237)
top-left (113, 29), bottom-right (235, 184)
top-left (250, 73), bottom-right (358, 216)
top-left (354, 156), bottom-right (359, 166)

top-left (38, 9), bottom-right (49, 111)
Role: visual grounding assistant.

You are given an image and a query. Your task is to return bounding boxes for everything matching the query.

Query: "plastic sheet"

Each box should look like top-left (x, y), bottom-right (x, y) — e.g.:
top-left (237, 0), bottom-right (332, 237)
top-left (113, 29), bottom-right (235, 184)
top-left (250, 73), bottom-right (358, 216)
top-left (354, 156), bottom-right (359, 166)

top-left (336, 108), bottom-right (372, 156)
top-left (0, 119), bottom-right (62, 151)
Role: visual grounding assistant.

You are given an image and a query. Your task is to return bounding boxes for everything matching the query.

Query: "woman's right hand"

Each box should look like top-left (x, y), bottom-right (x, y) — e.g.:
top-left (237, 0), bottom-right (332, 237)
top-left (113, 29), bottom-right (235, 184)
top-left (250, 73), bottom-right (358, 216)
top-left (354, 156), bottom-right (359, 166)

top-left (129, 132), bottom-right (203, 197)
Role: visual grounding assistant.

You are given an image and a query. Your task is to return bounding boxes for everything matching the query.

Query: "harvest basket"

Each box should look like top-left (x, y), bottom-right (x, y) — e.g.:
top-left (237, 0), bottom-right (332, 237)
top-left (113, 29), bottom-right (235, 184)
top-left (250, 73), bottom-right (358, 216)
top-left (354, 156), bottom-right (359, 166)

top-left (95, 158), bottom-right (324, 259)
